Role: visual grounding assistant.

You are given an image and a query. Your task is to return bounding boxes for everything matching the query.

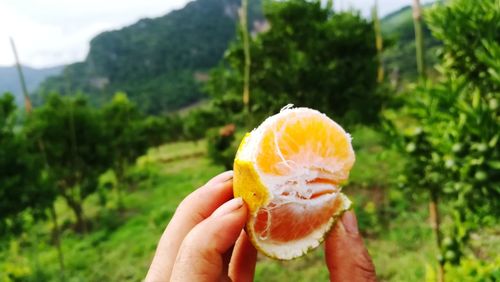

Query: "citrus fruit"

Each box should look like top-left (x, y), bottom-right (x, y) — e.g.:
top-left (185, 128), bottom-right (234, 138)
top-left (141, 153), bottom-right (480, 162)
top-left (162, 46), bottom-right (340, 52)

top-left (233, 106), bottom-right (355, 260)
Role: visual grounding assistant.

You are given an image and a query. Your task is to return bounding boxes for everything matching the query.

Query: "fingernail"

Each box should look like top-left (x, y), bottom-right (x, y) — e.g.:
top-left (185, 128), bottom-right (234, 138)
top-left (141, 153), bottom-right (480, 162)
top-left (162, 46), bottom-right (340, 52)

top-left (212, 197), bottom-right (244, 218)
top-left (223, 171), bottom-right (234, 182)
top-left (341, 211), bottom-right (359, 234)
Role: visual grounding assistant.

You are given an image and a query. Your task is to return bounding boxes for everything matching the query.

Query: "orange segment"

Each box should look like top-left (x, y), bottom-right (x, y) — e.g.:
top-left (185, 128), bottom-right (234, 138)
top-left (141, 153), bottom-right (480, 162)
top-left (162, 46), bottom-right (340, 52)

top-left (256, 110), bottom-right (354, 181)
top-left (253, 195), bottom-right (344, 242)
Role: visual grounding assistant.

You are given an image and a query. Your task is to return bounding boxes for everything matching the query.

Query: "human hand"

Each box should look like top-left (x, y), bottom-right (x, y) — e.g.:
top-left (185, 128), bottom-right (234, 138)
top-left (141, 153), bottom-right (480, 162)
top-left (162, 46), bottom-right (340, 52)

top-left (145, 171), bottom-right (257, 282)
top-left (325, 210), bottom-right (377, 282)
top-left (146, 170), bottom-right (376, 282)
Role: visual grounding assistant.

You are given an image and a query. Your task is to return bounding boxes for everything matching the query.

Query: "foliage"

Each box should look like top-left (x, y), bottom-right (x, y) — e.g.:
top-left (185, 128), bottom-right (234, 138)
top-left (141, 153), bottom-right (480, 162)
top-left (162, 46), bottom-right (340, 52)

top-left (207, 0), bottom-right (381, 125)
top-left (440, 257), bottom-right (500, 282)
top-left (102, 94), bottom-right (148, 166)
top-left (36, 0), bottom-right (263, 114)
top-left (1, 140), bottom-right (477, 282)
top-left (101, 92), bottom-right (151, 207)
top-left (384, 0), bottom-right (500, 268)
top-left (24, 94), bottom-right (113, 231)
top-left (381, 4), bottom-right (440, 81)
top-left (162, 114), bottom-right (185, 143)
top-left (426, 0), bottom-right (500, 92)
top-left (0, 93), bottom-right (55, 235)
top-left (182, 106), bottom-right (227, 141)
top-left (206, 124), bottom-right (238, 170)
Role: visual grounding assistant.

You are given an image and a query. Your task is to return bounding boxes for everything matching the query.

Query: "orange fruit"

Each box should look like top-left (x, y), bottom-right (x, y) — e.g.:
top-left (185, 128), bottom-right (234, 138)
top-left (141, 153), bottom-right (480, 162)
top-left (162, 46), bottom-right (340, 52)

top-left (233, 107), bottom-right (354, 260)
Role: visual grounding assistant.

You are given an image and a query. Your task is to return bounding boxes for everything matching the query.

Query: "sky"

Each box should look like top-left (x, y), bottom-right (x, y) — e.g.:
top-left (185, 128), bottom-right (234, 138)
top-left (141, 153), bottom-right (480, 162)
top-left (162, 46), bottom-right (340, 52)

top-left (0, 0), bottom-right (433, 68)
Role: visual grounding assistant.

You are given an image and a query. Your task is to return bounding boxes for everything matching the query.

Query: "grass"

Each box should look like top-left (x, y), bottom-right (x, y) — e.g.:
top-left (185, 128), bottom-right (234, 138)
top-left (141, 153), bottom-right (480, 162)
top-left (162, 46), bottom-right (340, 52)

top-left (1, 130), bottom-right (498, 281)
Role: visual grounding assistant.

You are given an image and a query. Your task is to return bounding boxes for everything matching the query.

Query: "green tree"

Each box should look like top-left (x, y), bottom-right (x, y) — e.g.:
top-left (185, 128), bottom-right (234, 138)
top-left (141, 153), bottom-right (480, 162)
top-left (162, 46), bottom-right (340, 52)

top-left (25, 94), bottom-right (112, 232)
top-left (0, 93), bottom-right (55, 234)
top-left (182, 107), bottom-right (226, 141)
top-left (207, 0), bottom-right (380, 125)
top-left (385, 0), bottom-right (499, 279)
top-left (101, 93), bottom-right (149, 208)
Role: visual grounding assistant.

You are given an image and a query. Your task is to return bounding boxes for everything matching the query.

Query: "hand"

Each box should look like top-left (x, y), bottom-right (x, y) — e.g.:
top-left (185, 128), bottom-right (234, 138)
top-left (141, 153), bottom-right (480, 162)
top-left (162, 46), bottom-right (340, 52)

top-left (146, 171), bottom-right (377, 282)
top-left (145, 171), bottom-right (257, 282)
top-left (325, 210), bottom-right (377, 282)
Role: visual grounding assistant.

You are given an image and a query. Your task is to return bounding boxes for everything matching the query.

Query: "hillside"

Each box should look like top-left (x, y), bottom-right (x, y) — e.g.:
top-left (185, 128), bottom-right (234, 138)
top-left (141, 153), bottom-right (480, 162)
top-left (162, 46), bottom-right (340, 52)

top-left (37, 0), bottom-right (263, 114)
top-left (0, 65), bottom-right (63, 105)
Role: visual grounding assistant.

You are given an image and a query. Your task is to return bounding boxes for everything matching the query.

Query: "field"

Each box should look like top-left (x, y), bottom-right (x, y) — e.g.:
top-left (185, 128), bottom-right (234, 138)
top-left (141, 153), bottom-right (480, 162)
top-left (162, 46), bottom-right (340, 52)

top-left (5, 127), bottom-right (488, 282)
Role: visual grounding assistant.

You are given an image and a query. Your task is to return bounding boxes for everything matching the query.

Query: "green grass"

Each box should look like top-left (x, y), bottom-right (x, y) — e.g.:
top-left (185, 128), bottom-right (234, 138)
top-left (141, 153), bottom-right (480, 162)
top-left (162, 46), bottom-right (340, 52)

top-left (1, 135), bottom-right (498, 281)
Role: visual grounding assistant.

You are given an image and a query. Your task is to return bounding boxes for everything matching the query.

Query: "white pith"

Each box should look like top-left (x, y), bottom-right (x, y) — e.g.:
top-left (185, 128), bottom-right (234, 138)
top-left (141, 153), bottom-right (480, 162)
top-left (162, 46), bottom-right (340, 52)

top-left (239, 106), bottom-right (354, 260)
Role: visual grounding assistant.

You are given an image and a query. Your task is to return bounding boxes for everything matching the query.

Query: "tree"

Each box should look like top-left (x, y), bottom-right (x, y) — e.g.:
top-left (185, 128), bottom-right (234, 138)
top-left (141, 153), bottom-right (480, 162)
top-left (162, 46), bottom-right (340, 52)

top-left (0, 93), bottom-right (55, 234)
top-left (207, 0), bottom-right (380, 125)
top-left (385, 0), bottom-right (499, 279)
top-left (25, 94), bottom-right (112, 232)
top-left (101, 93), bottom-right (149, 208)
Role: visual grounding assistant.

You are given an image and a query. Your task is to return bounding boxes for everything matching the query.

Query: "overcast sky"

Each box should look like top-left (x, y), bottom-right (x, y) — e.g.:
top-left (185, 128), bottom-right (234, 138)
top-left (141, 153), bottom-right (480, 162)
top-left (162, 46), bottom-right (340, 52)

top-left (0, 0), bottom-right (433, 68)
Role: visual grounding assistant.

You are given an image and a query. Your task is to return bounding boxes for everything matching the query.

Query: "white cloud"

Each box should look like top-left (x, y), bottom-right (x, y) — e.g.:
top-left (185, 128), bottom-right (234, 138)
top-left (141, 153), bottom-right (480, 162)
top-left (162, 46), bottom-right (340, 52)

top-left (0, 0), bottom-right (191, 68)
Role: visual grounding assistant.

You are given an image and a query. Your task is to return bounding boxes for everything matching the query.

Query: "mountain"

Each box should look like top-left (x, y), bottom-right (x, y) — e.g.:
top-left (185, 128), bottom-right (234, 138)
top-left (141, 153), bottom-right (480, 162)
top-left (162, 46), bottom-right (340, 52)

top-left (38, 0), bottom-right (263, 114)
top-left (0, 65), bottom-right (63, 105)
top-left (380, 4), bottom-right (441, 81)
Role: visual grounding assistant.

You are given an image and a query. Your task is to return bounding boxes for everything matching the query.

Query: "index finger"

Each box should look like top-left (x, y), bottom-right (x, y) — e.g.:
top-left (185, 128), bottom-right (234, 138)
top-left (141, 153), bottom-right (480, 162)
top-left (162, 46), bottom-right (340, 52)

top-left (146, 171), bottom-right (234, 282)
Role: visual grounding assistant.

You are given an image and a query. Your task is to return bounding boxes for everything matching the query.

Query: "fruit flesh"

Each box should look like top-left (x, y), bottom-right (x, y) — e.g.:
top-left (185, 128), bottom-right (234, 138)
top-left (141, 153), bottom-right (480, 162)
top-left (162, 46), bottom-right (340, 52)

top-left (254, 194), bottom-right (344, 242)
top-left (233, 107), bottom-right (354, 260)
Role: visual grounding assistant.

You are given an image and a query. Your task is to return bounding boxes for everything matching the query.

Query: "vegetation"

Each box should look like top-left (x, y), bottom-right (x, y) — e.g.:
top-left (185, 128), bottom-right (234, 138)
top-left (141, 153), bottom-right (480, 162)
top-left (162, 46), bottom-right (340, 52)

top-left (380, 4), bottom-right (441, 83)
top-left (207, 0), bottom-right (381, 125)
top-left (0, 0), bottom-right (498, 281)
top-left (384, 0), bottom-right (499, 279)
top-left (36, 0), bottom-right (263, 114)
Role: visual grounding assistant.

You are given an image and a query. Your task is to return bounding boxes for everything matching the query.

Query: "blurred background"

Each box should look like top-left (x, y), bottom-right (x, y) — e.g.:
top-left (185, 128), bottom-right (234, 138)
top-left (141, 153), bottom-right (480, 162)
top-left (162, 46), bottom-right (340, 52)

top-left (0, 0), bottom-right (498, 281)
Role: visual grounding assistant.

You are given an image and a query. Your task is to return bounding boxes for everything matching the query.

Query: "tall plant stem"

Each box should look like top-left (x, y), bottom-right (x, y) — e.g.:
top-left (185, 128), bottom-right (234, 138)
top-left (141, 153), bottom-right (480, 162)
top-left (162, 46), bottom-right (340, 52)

top-left (412, 0), bottom-right (426, 80)
top-left (372, 0), bottom-right (384, 83)
top-left (240, 0), bottom-right (251, 117)
top-left (9, 37), bottom-right (32, 112)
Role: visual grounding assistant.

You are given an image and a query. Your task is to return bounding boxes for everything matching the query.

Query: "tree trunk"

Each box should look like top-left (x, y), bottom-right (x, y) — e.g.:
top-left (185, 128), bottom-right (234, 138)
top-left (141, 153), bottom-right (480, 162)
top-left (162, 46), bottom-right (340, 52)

top-left (63, 193), bottom-right (87, 233)
top-left (50, 204), bottom-right (65, 281)
top-left (116, 160), bottom-right (126, 210)
top-left (412, 0), bottom-right (426, 80)
top-left (429, 190), bottom-right (444, 282)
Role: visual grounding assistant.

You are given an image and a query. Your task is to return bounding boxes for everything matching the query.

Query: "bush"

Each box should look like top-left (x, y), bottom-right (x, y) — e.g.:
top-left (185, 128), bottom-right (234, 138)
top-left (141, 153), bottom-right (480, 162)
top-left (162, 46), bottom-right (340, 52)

top-left (206, 124), bottom-right (238, 170)
top-left (443, 258), bottom-right (500, 282)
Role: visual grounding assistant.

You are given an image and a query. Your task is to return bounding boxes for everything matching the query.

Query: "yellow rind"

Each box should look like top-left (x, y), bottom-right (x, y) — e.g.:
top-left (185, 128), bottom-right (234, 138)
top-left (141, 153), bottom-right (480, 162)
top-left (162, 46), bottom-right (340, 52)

top-left (233, 133), bottom-right (270, 213)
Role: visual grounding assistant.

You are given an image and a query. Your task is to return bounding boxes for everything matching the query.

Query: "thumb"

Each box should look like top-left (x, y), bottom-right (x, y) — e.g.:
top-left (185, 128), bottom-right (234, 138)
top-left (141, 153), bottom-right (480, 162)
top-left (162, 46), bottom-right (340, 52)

top-left (325, 210), bottom-right (377, 282)
top-left (170, 198), bottom-right (248, 282)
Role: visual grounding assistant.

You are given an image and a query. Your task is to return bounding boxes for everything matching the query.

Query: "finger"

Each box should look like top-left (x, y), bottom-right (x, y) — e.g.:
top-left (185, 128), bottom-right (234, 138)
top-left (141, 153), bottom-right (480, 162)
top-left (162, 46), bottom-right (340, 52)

top-left (205, 170), bottom-right (234, 186)
top-left (229, 231), bottom-right (257, 282)
top-left (146, 171), bottom-right (234, 282)
top-left (170, 198), bottom-right (248, 282)
top-left (325, 211), bottom-right (377, 282)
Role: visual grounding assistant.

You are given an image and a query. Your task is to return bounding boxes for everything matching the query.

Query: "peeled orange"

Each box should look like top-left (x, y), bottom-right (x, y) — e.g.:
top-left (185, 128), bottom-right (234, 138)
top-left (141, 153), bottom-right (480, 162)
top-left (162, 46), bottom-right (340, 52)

top-left (233, 107), bottom-right (355, 260)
